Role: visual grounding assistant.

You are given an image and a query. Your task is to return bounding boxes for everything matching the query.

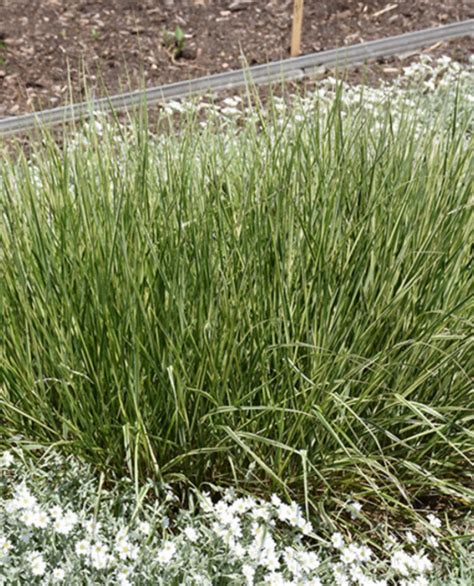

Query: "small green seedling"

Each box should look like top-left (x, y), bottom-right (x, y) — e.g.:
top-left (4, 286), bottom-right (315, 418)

top-left (163, 26), bottom-right (185, 59)
top-left (0, 40), bottom-right (6, 67)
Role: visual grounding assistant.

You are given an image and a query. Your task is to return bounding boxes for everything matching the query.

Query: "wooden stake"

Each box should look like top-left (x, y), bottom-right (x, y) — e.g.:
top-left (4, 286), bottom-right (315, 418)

top-left (291, 0), bottom-right (304, 57)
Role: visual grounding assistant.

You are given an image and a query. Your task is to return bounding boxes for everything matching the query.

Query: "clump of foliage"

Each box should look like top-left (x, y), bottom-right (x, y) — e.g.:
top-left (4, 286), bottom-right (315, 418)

top-left (0, 59), bottom-right (472, 521)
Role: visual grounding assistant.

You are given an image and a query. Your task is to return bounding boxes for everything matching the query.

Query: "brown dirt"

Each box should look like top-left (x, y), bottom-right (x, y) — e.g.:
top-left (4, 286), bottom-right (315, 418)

top-left (0, 1), bottom-right (473, 118)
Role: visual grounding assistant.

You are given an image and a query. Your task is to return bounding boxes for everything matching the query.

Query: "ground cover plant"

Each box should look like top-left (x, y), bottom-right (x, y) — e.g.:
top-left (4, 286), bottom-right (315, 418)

top-left (1, 448), bottom-right (472, 585)
top-left (0, 55), bottom-right (473, 572)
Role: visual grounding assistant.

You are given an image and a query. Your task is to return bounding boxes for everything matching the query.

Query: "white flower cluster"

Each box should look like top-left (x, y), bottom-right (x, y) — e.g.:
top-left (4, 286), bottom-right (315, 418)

top-left (330, 526), bottom-right (441, 586)
top-left (0, 452), bottom-right (14, 468)
top-left (159, 55), bottom-right (473, 135)
top-left (0, 449), bottom-right (458, 585)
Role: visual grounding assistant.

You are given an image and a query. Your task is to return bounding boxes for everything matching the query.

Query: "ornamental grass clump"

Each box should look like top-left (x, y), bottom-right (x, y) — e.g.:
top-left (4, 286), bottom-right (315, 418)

top-left (0, 59), bottom-right (473, 518)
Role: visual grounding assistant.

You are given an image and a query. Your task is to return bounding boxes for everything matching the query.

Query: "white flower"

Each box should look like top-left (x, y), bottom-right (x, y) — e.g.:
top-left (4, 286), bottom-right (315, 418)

top-left (232, 497), bottom-right (255, 515)
top-left (251, 522), bottom-right (272, 543)
top-left (115, 538), bottom-right (139, 561)
top-left (331, 532), bottom-right (345, 549)
top-left (253, 538), bottom-right (279, 571)
top-left (215, 501), bottom-right (235, 526)
top-left (249, 524), bottom-right (277, 565)
top-left (406, 531), bottom-right (417, 544)
top-left (165, 100), bottom-right (185, 114)
top-left (229, 539), bottom-right (246, 559)
top-left (300, 520), bottom-right (313, 535)
top-left (437, 55), bottom-right (452, 68)
top-left (408, 553), bottom-right (433, 575)
top-left (283, 547), bottom-right (301, 578)
top-left (262, 550), bottom-right (281, 572)
top-left (349, 565), bottom-right (366, 583)
top-left (117, 572), bottom-right (132, 586)
top-left (212, 521), bottom-right (234, 544)
top-left (251, 505), bottom-right (272, 521)
top-left (343, 544), bottom-right (373, 563)
top-left (90, 542), bottom-right (110, 570)
top-left (222, 106), bottom-right (241, 116)
top-left (183, 527), bottom-right (198, 542)
top-left (390, 551), bottom-right (411, 576)
top-left (223, 96), bottom-right (242, 108)
top-left (49, 505), bottom-right (64, 520)
top-left (277, 501), bottom-right (305, 528)
top-left (116, 566), bottom-right (133, 586)
top-left (361, 545), bottom-right (373, 562)
top-left (165, 490), bottom-right (179, 503)
top-left (13, 484), bottom-right (37, 510)
top-left (426, 513), bottom-right (441, 529)
top-left (332, 562), bottom-right (350, 586)
top-left (0, 536), bottom-right (13, 559)
top-left (426, 535), bottom-right (439, 548)
top-left (157, 541), bottom-right (177, 564)
top-left (52, 567), bottom-right (66, 581)
top-left (30, 552), bottom-right (47, 577)
top-left (83, 518), bottom-right (101, 536)
top-left (18, 529), bottom-right (33, 544)
top-left (75, 539), bottom-right (91, 556)
top-left (31, 508), bottom-right (49, 529)
top-left (348, 500), bottom-right (362, 518)
top-left (424, 79), bottom-right (436, 92)
top-left (94, 121), bottom-right (104, 135)
top-left (229, 516), bottom-right (243, 537)
top-left (54, 511), bottom-right (78, 535)
top-left (340, 544), bottom-right (358, 565)
top-left (137, 520), bottom-right (151, 536)
top-left (199, 492), bottom-right (214, 512)
top-left (3, 500), bottom-right (19, 515)
top-left (385, 533), bottom-right (398, 549)
top-left (299, 550), bottom-right (320, 573)
top-left (242, 563), bottom-right (255, 586)
top-left (283, 548), bottom-right (319, 577)
top-left (271, 494), bottom-right (282, 508)
top-left (263, 571), bottom-right (287, 586)
top-left (0, 451), bottom-right (14, 467)
top-left (116, 528), bottom-right (128, 541)
top-left (21, 508), bottom-right (38, 527)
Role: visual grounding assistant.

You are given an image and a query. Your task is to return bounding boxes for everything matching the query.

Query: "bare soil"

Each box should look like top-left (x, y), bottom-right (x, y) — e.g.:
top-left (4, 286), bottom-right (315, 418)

top-left (0, 1), bottom-right (473, 118)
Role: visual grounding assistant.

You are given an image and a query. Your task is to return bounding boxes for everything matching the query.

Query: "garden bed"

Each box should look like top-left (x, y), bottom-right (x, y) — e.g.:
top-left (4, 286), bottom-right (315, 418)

top-left (1, 56), bottom-right (473, 585)
top-left (0, 0), bottom-right (473, 116)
